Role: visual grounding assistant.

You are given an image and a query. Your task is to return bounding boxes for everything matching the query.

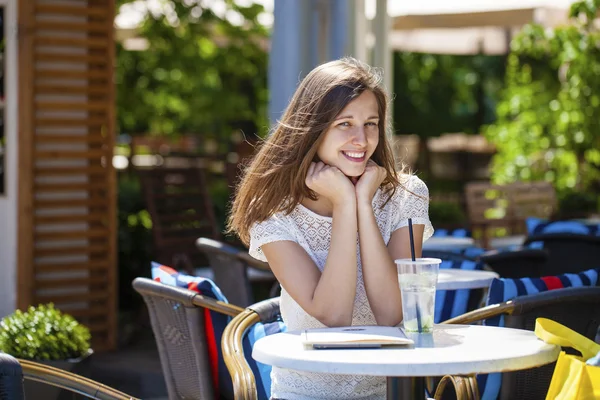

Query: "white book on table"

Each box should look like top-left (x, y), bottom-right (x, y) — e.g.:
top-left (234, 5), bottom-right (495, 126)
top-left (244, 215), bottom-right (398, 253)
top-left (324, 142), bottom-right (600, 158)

top-left (301, 326), bottom-right (414, 349)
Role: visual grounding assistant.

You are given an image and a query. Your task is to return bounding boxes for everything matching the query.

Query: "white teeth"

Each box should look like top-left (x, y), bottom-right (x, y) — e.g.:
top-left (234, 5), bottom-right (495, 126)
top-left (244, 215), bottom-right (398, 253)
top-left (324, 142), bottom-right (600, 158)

top-left (344, 151), bottom-right (365, 159)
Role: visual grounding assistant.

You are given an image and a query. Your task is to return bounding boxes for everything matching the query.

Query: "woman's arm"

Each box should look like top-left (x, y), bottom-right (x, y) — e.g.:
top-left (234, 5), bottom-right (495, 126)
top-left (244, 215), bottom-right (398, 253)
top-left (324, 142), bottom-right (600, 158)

top-left (262, 201), bottom-right (357, 327)
top-left (262, 162), bottom-right (358, 327)
top-left (356, 164), bottom-right (428, 326)
top-left (358, 214), bottom-right (424, 326)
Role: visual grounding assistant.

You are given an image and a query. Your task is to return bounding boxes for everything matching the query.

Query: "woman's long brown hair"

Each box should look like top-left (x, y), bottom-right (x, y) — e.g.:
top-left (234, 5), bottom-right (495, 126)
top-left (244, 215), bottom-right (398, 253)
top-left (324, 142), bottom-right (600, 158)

top-left (228, 57), bottom-right (404, 245)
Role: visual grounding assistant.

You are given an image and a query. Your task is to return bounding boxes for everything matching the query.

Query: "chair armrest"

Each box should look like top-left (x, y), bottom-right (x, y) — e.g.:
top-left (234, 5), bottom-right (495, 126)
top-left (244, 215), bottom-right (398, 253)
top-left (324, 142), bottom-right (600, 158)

top-left (441, 302), bottom-right (514, 325)
top-left (222, 309), bottom-right (261, 400)
top-left (19, 358), bottom-right (138, 400)
top-left (221, 297), bottom-right (281, 400)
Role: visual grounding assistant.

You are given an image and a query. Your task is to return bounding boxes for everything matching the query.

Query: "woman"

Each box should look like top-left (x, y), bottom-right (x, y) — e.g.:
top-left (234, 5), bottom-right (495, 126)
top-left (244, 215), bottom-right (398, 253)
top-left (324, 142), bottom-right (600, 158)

top-left (228, 57), bottom-right (433, 399)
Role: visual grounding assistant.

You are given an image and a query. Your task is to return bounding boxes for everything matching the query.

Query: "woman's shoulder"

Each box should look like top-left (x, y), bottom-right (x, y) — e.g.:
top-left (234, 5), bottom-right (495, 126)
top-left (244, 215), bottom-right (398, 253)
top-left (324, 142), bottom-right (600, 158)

top-left (393, 173), bottom-right (429, 198)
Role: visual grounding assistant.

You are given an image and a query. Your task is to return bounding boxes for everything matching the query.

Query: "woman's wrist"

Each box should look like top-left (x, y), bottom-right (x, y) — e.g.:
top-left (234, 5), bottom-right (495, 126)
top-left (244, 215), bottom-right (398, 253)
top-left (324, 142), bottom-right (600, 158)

top-left (356, 194), bottom-right (374, 210)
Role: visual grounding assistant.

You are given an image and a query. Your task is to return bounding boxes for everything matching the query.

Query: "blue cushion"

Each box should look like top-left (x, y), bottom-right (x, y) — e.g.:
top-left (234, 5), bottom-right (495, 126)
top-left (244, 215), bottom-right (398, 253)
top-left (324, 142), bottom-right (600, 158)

top-left (526, 217), bottom-right (599, 236)
top-left (435, 260), bottom-right (485, 323)
top-left (476, 268), bottom-right (600, 400)
top-left (242, 318), bottom-right (287, 399)
top-left (432, 228), bottom-right (472, 238)
top-left (151, 262), bottom-right (234, 399)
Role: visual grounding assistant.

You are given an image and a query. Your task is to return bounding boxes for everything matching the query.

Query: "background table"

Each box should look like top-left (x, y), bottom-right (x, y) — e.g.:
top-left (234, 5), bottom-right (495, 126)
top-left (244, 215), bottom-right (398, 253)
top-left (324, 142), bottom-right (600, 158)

top-left (253, 324), bottom-right (559, 400)
top-left (437, 269), bottom-right (499, 290)
top-left (423, 237), bottom-right (475, 251)
top-left (489, 235), bottom-right (526, 249)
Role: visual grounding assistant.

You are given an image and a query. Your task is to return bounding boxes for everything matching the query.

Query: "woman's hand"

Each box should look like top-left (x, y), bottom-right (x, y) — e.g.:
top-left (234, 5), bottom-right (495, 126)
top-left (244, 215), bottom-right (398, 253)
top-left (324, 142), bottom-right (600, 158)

top-left (305, 162), bottom-right (355, 206)
top-left (355, 160), bottom-right (386, 206)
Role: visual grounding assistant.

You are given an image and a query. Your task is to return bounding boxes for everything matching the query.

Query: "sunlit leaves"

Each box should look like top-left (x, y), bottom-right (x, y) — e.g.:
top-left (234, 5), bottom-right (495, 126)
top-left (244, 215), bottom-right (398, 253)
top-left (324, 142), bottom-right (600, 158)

top-left (484, 0), bottom-right (600, 193)
top-left (116, 0), bottom-right (269, 141)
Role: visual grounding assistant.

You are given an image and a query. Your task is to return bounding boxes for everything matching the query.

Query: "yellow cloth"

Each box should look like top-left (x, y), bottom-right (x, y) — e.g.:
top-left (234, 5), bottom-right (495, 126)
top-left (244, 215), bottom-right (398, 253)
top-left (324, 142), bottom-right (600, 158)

top-left (535, 318), bottom-right (600, 400)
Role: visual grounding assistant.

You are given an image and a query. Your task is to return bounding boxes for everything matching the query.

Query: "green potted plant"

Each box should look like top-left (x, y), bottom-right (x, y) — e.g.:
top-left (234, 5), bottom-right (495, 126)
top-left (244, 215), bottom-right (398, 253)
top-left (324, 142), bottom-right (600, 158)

top-left (0, 303), bottom-right (92, 399)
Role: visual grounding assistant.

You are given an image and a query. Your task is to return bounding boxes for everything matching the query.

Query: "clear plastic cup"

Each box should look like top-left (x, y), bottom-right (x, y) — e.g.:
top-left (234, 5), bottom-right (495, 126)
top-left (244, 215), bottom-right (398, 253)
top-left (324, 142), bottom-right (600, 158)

top-left (395, 258), bottom-right (441, 333)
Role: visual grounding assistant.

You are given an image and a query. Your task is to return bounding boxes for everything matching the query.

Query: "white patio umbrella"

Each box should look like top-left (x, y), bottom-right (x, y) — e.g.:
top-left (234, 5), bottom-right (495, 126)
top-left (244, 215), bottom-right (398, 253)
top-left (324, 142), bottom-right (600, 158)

top-left (388, 0), bottom-right (579, 55)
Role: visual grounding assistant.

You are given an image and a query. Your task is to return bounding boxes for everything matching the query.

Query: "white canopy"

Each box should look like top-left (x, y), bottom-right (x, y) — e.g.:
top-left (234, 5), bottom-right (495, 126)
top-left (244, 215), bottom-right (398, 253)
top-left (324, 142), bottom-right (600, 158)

top-left (388, 0), bottom-right (579, 54)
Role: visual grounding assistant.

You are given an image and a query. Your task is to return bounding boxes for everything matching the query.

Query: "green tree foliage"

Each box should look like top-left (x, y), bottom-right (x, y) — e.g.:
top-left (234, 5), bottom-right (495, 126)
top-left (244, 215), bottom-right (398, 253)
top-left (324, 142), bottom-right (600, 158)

top-left (116, 0), bottom-right (269, 142)
top-left (393, 52), bottom-right (505, 137)
top-left (485, 0), bottom-right (600, 192)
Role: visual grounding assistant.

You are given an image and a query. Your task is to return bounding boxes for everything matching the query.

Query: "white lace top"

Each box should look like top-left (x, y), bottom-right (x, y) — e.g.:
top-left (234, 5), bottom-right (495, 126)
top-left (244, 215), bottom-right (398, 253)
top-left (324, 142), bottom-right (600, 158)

top-left (249, 175), bottom-right (434, 400)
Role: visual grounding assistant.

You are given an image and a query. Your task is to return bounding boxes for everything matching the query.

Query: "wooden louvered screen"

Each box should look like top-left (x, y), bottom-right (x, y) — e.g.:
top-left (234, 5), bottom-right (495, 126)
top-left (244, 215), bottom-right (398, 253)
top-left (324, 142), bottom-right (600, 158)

top-left (18, 0), bottom-right (117, 351)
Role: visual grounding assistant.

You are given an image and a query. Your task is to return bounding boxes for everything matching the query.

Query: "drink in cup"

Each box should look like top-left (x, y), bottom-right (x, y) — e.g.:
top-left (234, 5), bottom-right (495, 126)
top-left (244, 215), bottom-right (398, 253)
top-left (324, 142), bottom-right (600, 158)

top-left (395, 258), bottom-right (441, 333)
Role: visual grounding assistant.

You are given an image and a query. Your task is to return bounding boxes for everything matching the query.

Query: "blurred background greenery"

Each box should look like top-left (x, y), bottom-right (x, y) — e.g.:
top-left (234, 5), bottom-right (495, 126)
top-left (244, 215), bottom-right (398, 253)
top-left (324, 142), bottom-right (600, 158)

top-left (114, 0), bottom-right (600, 315)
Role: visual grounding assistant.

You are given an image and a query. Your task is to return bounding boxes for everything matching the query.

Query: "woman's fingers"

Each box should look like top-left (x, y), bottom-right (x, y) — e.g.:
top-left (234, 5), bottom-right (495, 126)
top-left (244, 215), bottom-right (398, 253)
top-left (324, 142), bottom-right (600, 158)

top-left (307, 162), bottom-right (316, 177)
top-left (314, 161), bottom-right (326, 174)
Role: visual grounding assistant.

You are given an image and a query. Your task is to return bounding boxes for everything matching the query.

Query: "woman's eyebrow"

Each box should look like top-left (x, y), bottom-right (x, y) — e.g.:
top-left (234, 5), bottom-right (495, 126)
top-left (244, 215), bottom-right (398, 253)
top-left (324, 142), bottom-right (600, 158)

top-left (334, 115), bottom-right (379, 121)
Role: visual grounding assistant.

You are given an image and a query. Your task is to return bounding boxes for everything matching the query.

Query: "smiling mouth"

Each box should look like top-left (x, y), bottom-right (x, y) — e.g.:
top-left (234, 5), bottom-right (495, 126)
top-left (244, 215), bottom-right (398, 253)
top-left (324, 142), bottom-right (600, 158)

top-left (342, 151), bottom-right (366, 162)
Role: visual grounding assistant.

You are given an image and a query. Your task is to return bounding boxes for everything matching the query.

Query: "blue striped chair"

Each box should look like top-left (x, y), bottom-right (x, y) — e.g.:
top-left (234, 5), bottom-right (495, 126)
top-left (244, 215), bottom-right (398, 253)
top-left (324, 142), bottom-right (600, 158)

top-left (444, 268), bottom-right (600, 400)
top-left (434, 259), bottom-right (487, 323)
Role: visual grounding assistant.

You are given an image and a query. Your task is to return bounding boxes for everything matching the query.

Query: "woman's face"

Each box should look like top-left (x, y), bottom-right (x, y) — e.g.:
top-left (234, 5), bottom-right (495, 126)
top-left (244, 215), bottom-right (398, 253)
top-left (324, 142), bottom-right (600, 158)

top-left (316, 90), bottom-right (380, 177)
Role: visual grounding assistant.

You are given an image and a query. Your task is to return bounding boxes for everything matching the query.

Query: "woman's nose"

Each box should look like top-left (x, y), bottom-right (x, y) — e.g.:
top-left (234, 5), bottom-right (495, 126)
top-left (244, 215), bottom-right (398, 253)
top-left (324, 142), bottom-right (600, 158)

top-left (352, 127), bottom-right (367, 145)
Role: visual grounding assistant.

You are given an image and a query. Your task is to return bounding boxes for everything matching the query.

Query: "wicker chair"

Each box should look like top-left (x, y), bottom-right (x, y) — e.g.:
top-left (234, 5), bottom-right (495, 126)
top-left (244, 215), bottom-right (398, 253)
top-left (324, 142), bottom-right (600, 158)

top-left (0, 352), bottom-right (137, 400)
top-left (523, 233), bottom-right (600, 275)
top-left (221, 298), bottom-right (478, 400)
top-left (132, 277), bottom-right (244, 400)
top-left (479, 247), bottom-right (548, 278)
top-left (443, 286), bottom-right (600, 400)
top-left (196, 237), bottom-right (277, 307)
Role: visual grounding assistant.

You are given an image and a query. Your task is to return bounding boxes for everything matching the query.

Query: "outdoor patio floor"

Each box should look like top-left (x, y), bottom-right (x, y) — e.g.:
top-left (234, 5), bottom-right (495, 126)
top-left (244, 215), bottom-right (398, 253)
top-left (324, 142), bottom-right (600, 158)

top-left (88, 328), bottom-right (168, 399)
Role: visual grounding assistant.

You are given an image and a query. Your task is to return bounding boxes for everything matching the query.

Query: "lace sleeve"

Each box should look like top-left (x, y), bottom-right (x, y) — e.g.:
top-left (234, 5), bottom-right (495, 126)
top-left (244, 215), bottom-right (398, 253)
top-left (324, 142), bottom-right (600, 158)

top-left (392, 175), bottom-right (434, 242)
top-left (249, 214), bottom-right (297, 262)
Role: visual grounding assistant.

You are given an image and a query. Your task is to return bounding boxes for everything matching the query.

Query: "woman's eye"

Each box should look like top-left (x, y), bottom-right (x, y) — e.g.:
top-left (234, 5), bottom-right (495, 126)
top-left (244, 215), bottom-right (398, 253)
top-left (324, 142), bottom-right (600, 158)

top-left (366, 122), bottom-right (378, 127)
top-left (338, 121), bottom-right (351, 127)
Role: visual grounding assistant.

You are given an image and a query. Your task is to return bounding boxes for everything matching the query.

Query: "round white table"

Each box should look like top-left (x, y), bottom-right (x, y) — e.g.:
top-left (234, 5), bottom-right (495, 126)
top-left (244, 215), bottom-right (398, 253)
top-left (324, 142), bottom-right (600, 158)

top-left (437, 269), bottom-right (499, 290)
top-left (253, 324), bottom-right (559, 400)
top-left (423, 237), bottom-right (475, 251)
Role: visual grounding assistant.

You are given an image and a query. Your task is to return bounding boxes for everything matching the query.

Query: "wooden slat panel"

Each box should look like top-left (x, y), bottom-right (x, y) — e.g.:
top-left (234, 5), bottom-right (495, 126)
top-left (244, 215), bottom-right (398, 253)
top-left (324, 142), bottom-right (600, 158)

top-left (35, 149), bottom-right (108, 158)
top-left (35, 229), bottom-right (109, 241)
top-left (35, 166), bottom-right (108, 176)
top-left (35, 4), bottom-right (108, 18)
top-left (35, 117), bottom-right (108, 127)
top-left (103, 0), bottom-right (119, 351)
top-left (18, 0), bottom-right (36, 311)
top-left (35, 198), bottom-right (109, 208)
top-left (37, 276), bottom-right (108, 289)
top-left (36, 53), bottom-right (108, 65)
top-left (36, 292), bottom-right (109, 303)
top-left (35, 101), bottom-right (108, 111)
top-left (35, 21), bottom-right (108, 33)
top-left (35, 214), bottom-right (106, 224)
top-left (35, 244), bottom-right (109, 257)
top-left (35, 69), bottom-right (109, 80)
top-left (35, 260), bottom-right (109, 273)
top-left (21, 0), bottom-right (118, 352)
top-left (35, 83), bottom-right (109, 94)
top-left (34, 182), bottom-right (108, 192)
top-left (35, 36), bottom-right (109, 49)
top-left (34, 135), bottom-right (106, 144)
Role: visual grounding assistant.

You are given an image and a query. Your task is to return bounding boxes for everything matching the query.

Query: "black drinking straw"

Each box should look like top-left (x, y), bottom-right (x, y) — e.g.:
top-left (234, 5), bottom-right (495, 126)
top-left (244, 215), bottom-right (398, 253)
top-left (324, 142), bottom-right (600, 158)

top-left (408, 218), bottom-right (423, 333)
